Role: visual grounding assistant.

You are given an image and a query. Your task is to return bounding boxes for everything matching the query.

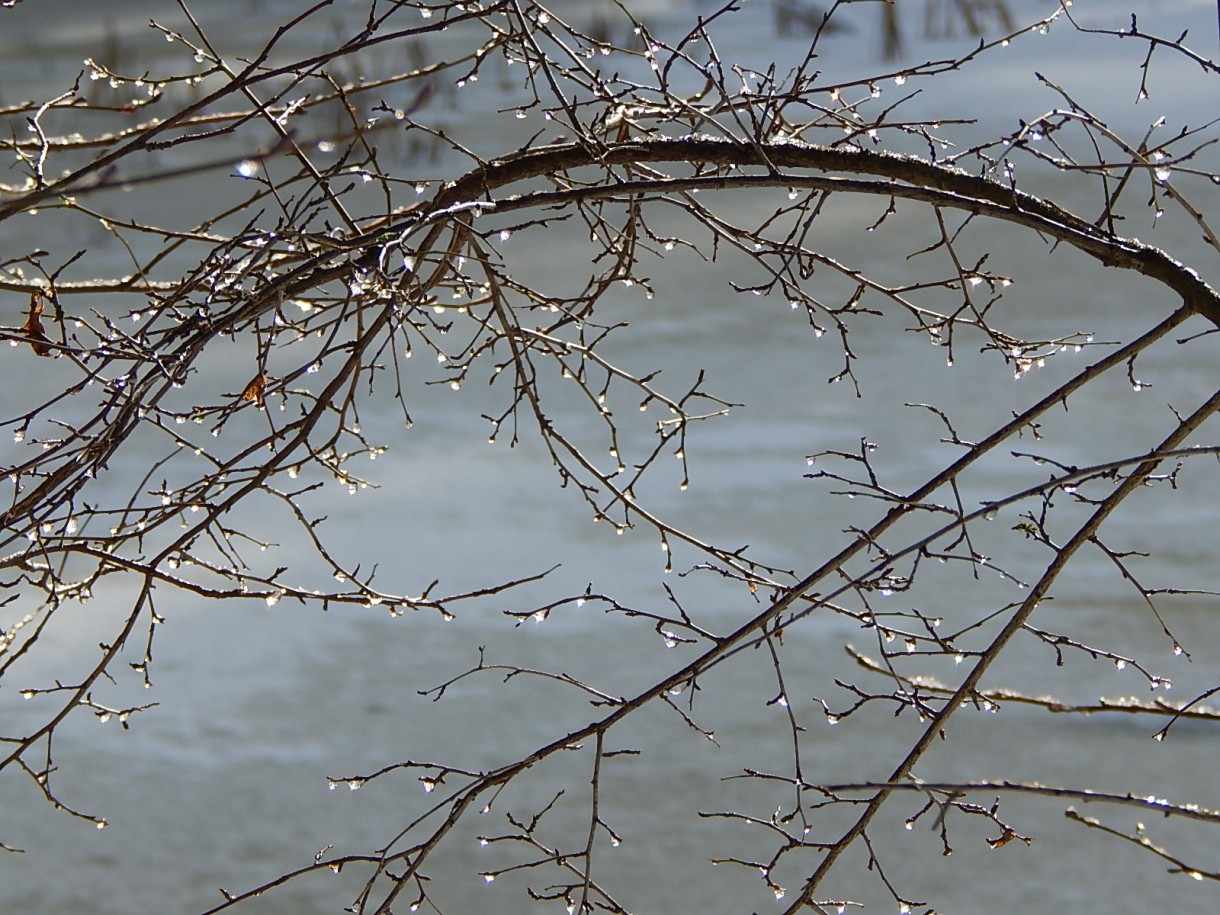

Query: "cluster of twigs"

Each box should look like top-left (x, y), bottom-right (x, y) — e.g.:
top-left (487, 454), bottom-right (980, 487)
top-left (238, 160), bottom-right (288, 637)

top-left (2, 1), bottom-right (1218, 912)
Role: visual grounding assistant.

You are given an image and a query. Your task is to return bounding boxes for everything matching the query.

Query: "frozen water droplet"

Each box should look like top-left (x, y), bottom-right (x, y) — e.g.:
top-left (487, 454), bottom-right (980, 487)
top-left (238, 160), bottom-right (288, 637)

top-left (1153, 154), bottom-right (1171, 182)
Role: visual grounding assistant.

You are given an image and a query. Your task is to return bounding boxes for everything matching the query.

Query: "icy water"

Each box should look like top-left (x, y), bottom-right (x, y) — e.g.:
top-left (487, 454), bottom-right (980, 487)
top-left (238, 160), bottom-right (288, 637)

top-left (2, 1), bottom-right (1220, 913)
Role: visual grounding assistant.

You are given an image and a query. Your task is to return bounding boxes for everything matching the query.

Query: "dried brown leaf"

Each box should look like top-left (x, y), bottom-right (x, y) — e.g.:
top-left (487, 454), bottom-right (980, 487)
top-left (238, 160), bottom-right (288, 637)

top-left (241, 373), bottom-right (268, 408)
top-left (23, 291), bottom-right (52, 357)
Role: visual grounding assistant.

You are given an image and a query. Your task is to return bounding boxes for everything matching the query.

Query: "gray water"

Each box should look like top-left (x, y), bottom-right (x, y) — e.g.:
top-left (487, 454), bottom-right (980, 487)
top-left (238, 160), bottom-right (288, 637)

top-left (2, 1), bottom-right (1220, 913)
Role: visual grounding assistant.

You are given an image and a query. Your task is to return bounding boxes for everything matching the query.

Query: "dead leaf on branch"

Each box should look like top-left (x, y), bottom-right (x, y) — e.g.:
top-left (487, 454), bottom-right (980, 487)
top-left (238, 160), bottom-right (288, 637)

top-left (987, 827), bottom-right (1030, 850)
top-left (23, 291), bottom-right (52, 357)
top-left (240, 373), bottom-right (268, 408)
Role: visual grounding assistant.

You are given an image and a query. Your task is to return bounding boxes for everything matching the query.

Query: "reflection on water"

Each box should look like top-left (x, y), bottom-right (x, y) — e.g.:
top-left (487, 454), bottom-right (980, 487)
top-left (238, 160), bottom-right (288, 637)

top-left (2, 1), bottom-right (1219, 913)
